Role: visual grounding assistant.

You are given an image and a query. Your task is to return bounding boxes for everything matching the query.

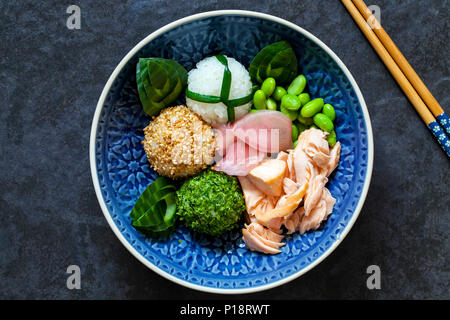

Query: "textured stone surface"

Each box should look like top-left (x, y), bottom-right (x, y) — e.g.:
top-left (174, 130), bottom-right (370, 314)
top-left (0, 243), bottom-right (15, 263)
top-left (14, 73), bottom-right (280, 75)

top-left (0, 0), bottom-right (448, 299)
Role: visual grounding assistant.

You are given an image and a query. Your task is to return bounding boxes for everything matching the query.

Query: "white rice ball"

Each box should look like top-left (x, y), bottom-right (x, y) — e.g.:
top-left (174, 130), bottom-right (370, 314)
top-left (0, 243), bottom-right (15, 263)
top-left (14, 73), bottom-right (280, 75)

top-left (186, 56), bottom-right (253, 124)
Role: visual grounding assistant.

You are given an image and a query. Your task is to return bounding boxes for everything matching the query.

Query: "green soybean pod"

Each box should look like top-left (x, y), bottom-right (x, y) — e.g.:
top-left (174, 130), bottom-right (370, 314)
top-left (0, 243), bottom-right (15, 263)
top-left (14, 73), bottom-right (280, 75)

top-left (253, 89), bottom-right (267, 110)
top-left (313, 113), bottom-right (334, 132)
top-left (295, 121), bottom-right (308, 135)
top-left (287, 75), bottom-right (307, 95)
top-left (261, 77), bottom-right (276, 97)
top-left (293, 139), bottom-right (298, 148)
top-left (310, 124), bottom-right (319, 129)
top-left (298, 93), bottom-right (311, 106)
top-left (322, 103), bottom-right (336, 121)
top-left (266, 97), bottom-right (278, 111)
top-left (281, 94), bottom-right (301, 111)
top-left (280, 104), bottom-right (298, 121)
top-left (249, 109), bottom-right (259, 113)
top-left (292, 124), bottom-right (299, 141)
top-left (327, 129), bottom-right (337, 147)
top-left (272, 86), bottom-right (287, 101)
top-left (297, 114), bottom-right (314, 125)
top-left (300, 98), bottom-right (324, 118)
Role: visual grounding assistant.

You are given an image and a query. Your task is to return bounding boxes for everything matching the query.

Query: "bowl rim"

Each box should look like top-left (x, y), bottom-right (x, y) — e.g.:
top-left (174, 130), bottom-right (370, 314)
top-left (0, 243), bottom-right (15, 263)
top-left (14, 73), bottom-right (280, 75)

top-left (89, 9), bottom-right (374, 295)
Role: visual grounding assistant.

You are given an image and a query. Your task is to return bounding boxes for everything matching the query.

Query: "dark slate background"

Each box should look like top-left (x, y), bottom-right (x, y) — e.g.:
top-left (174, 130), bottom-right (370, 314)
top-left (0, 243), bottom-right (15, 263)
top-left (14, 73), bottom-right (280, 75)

top-left (0, 0), bottom-right (448, 300)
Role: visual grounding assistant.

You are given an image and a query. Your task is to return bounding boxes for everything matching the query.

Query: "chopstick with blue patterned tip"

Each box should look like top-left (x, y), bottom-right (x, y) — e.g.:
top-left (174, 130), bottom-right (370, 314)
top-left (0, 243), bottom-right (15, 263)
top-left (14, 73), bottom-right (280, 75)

top-left (351, 0), bottom-right (450, 138)
top-left (341, 0), bottom-right (450, 158)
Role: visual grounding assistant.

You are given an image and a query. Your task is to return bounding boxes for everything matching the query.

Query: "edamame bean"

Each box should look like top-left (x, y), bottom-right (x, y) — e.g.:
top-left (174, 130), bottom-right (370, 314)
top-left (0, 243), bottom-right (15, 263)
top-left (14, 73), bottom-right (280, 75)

top-left (266, 97), bottom-right (278, 111)
top-left (326, 130), bottom-right (337, 147)
top-left (300, 98), bottom-right (324, 118)
top-left (281, 94), bottom-right (301, 111)
top-left (310, 124), bottom-right (319, 129)
top-left (287, 75), bottom-right (307, 95)
top-left (253, 90), bottom-right (267, 110)
top-left (297, 114), bottom-right (313, 125)
top-left (295, 121), bottom-right (308, 135)
top-left (272, 86), bottom-right (287, 101)
top-left (280, 104), bottom-right (298, 121)
top-left (293, 140), bottom-right (298, 148)
top-left (298, 93), bottom-right (311, 106)
top-left (322, 103), bottom-right (336, 121)
top-left (261, 77), bottom-right (276, 97)
top-left (249, 109), bottom-right (259, 113)
top-left (292, 124), bottom-right (299, 141)
top-left (313, 113), bottom-right (334, 132)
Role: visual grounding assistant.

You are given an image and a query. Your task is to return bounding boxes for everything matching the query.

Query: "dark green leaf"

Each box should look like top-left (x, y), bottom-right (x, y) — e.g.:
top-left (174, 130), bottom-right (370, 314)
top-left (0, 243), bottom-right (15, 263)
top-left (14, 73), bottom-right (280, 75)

top-left (249, 41), bottom-right (298, 85)
top-left (136, 58), bottom-right (188, 116)
top-left (130, 177), bottom-right (178, 238)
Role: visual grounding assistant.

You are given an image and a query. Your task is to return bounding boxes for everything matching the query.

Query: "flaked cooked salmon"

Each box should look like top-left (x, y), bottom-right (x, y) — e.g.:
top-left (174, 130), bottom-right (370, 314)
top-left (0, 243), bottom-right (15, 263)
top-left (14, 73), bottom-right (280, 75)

top-left (240, 128), bottom-right (341, 254)
top-left (255, 182), bottom-right (307, 230)
top-left (247, 159), bottom-right (287, 197)
top-left (242, 222), bottom-right (285, 254)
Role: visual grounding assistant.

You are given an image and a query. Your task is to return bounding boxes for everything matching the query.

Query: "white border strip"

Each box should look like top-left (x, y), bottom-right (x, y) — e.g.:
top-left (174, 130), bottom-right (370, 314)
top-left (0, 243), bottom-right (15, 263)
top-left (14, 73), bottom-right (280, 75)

top-left (89, 10), bottom-right (374, 294)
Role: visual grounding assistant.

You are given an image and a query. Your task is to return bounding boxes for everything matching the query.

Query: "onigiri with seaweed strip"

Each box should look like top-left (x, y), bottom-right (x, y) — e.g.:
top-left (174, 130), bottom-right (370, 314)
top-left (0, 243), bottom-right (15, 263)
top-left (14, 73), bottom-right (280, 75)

top-left (186, 55), bottom-right (253, 124)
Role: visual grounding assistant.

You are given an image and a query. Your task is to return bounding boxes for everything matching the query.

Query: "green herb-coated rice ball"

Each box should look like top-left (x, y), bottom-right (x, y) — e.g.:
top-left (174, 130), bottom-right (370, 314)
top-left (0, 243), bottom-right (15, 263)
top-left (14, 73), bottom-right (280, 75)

top-left (176, 169), bottom-right (245, 236)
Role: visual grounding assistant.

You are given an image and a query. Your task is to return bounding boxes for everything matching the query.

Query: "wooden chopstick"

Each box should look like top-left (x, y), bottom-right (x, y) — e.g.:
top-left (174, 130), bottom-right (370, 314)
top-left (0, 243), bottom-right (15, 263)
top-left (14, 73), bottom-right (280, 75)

top-left (351, 0), bottom-right (450, 137)
top-left (341, 0), bottom-right (450, 157)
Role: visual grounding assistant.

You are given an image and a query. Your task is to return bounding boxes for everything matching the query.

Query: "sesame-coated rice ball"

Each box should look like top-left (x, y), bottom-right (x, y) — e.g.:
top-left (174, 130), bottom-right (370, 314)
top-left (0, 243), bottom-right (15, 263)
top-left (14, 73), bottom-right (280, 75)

top-left (142, 105), bottom-right (216, 179)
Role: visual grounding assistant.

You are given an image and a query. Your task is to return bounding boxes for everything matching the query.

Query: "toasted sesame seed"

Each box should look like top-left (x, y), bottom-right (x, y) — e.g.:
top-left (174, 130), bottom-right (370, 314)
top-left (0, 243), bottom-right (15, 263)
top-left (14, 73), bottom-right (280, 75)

top-left (142, 105), bottom-right (216, 179)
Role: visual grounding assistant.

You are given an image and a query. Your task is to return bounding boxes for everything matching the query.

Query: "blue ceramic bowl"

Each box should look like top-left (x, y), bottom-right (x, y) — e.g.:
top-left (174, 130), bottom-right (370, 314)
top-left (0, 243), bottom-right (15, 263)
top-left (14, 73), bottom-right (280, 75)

top-left (90, 10), bottom-right (373, 294)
